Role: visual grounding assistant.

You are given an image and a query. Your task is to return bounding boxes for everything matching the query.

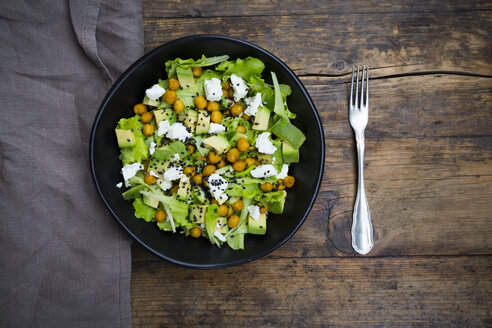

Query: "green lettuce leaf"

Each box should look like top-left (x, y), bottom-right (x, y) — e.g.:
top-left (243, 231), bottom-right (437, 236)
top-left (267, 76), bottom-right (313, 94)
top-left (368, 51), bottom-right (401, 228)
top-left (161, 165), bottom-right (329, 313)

top-left (132, 197), bottom-right (156, 222)
top-left (205, 204), bottom-right (220, 245)
top-left (216, 57), bottom-right (265, 81)
top-left (140, 191), bottom-right (192, 229)
top-left (117, 116), bottom-right (148, 165)
top-left (271, 72), bottom-right (296, 120)
top-left (165, 55), bottom-right (229, 78)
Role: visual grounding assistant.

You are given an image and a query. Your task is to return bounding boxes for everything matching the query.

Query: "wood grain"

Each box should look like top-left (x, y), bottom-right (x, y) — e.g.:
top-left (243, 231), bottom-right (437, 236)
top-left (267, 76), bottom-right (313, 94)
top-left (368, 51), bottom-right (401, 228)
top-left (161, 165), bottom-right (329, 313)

top-left (131, 253), bottom-right (492, 327)
top-left (143, 11), bottom-right (492, 76)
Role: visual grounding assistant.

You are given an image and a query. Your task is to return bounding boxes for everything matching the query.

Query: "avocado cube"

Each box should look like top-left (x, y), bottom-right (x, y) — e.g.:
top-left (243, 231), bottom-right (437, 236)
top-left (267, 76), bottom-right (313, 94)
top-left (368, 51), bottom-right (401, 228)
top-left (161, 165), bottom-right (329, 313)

top-left (248, 213), bottom-right (267, 235)
top-left (282, 141), bottom-right (300, 163)
top-left (184, 109), bottom-right (198, 133)
top-left (143, 95), bottom-right (160, 107)
top-left (258, 154), bottom-right (273, 164)
top-left (268, 190), bottom-right (287, 214)
top-left (154, 108), bottom-right (176, 125)
top-left (202, 135), bottom-right (231, 154)
top-left (115, 129), bottom-right (136, 148)
top-left (147, 159), bottom-right (170, 180)
top-left (143, 195), bottom-right (159, 208)
top-left (216, 217), bottom-right (229, 234)
top-left (176, 66), bottom-right (195, 88)
top-left (196, 110), bottom-right (211, 134)
top-left (190, 204), bottom-right (207, 224)
top-left (253, 106), bottom-right (271, 131)
top-left (271, 118), bottom-right (305, 149)
top-left (177, 176), bottom-right (192, 200)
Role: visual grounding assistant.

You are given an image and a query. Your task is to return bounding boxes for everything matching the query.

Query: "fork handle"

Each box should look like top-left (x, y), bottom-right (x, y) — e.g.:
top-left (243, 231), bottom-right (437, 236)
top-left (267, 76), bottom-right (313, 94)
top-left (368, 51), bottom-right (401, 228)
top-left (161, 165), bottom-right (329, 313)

top-left (351, 132), bottom-right (374, 254)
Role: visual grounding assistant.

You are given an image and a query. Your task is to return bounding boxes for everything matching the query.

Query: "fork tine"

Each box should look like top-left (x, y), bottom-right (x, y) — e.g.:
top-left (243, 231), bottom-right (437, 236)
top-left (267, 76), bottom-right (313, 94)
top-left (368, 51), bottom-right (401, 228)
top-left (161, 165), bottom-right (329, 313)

top-left (350, 65), bottom-right (354, 107)
top-left (355, 65), bottom-right (359, 109)
top-left (360, 65), bottom-right (365, 108)
top-left (366, 66), bottom-right (369, 107)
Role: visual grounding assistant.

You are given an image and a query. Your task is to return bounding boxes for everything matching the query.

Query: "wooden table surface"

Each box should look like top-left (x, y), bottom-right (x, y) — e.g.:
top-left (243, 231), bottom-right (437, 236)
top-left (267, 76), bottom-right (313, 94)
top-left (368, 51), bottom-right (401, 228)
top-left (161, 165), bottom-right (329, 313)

top-left (131, 1), bottom-right (492, 326)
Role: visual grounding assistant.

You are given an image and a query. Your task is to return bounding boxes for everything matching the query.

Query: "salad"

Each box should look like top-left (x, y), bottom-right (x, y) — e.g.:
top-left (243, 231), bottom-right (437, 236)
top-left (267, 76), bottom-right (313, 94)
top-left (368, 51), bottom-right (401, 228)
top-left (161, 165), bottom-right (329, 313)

top-left (114, 55), bottom-right (305, 250)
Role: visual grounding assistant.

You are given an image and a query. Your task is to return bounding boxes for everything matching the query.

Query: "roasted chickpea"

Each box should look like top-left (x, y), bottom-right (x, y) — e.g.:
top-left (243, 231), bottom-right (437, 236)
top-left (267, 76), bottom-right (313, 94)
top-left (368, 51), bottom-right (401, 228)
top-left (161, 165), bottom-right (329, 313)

top-left (143, 159), bottom-right (150, 172)
top-left (155, 210), bottom-right (167, 222)
top-left (190, 227), bottom-right (202, 238)
top-left (143, 123), bottom-right (154, 136)
top-left (193, 173), bottom-right (203, 185)
top-left (217, 159), bottom-right (226, 168)
top-left (257, 202), bottom-right (268, 214)
top-left (194, 96), bottom-right (207, 110)
top-left (222, 81), bottom-right (231, 90)
top-left (210, 111), bottom-right (222, 123)
top-left (208, 151), bottom-right (221, 164)
top-left (237, 138), bottom-right (249, 152)
top-left (187, 144), bottom-right (195, 154)
top-left (168, 78), bottom-right (180, 91)
top-left (163, 90), bottom-right (177, 104)
top-left (228, 89), bottom-right (234, 99)
top-left (141, 112), bottom-right (153, 124)
top-left (284, 176), bottom-right (295, 188)
top-left (210, 199), bottom-right (218, 205)
top-left (242, 113), bottom-right (251, 120)
top-left (191, 66), bottom-right (203, 77)
top-left (144, 173), bottom-right (157, 185)
top-left (236, 125), bottom-right (246, 133)
top-left (254, 159), bottom-right (262, 166)
top-left (244, 157), bottom-right (256, 167)
top-left (173, 99), bottom-right (184, 113)
top-left (227, 214), bottom-right (240, 228)
top-left (260, 182), bottom-right (273, 192)
top-left (183, 166), bottom-right (196, 177)
top-left (133, 103), bottom-right (147, 115)
top-left (222, 88), bottom-right (229, 97)
top-left (277, 179), bottom-right (286, 191)
top-left (196, 156), bottom-right (207, 162)
top-left (231, 200), bottom-right (243, 212)
top-left (232, 160), bottom-right (246, 172)
top-left (206, 101), bottom-right (219, 112)
top-left (202, 164), bottom-right (216, 176)
top-left (226, 148), bottom-right (240, 163)
top-left (169, 184), bottom-right (178, 194)
top-left (230, 103), bottom-right (244, 117)
top-left (218, 205), bottom-right (229, 217)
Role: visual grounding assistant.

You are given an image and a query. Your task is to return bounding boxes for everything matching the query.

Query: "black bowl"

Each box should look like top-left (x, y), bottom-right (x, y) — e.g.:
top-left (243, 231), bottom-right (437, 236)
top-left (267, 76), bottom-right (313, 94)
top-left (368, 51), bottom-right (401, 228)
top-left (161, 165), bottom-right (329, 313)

top-left (90, 35), bottom-right (324, 269)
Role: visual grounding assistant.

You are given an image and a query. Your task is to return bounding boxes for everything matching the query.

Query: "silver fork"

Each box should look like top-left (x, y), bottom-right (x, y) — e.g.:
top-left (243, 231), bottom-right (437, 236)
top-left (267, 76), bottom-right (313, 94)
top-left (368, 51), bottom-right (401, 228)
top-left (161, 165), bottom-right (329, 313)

top-left (349, 65), bottom-right (373, 255)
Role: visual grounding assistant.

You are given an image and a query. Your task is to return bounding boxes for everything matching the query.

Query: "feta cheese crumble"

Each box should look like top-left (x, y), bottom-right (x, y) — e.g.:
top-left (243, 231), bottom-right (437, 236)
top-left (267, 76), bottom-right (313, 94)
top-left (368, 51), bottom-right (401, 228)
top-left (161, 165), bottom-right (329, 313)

top-left (149, 170), bottom-right (159, 178)
top-left (230, 74), bottom-right (248, 101)
top-left (156, 120), bottom-right (170, 137)
top-left (217, 193), bottom-right (229, 205)
top-left (247, 205), bottom-right (261, 221)
top-left (214, 230), bottom-right (227, 242)
top-left (166, 122), bottom-right (192, 142)
top-left (276, 164), bottom-right (289, 179)
top-left (255, 132), bottom-right (277, 154)
top-left (121, 162), bottom-right (143, 181)
top-left (145, 84), bottom-right (165, 100)
top-left (250, 164), bottom-right (278, 178)
top-left (149, 141), bottom-right (156, 155)
top-left (156, 179), bottom-right (173, 191)
top-left (173, 153), bottom-right (180, 161)
top-left (115, 182), bottom-right (123, 188)
top-left (244, 93), bottom-right (262, 116)
top-left (207, 173), bottom-right (228, 200)
top-left (163, 166), bottom-right (183, 182)
top-left (208, 123), bottom-right (225, 134)
top-left (204, 78), bottom-right (223, 101)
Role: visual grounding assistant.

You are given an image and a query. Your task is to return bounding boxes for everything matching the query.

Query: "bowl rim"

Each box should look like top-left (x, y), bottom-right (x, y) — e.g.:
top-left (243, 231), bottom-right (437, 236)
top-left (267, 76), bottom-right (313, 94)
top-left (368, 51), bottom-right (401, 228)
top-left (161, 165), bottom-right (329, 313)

top-left (89, 35), bottom-right (325, 269)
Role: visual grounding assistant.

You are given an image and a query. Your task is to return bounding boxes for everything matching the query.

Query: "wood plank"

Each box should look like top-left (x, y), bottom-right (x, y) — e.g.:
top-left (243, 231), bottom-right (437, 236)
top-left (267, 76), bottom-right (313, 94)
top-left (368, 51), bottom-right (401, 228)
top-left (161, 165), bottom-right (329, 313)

top-left (131, 255), bottom-right (492, 327)
top-left (307, 74), bottom-right (492, 138)
top-left (143, 11), bottom-right (492, 75)
top-left (143, 0), bottom-right (492, 18)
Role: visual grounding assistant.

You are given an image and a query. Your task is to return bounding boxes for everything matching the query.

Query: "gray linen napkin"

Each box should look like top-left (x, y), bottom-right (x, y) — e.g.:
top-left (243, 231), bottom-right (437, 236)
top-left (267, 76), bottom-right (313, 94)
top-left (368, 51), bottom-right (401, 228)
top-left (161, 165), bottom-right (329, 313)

top-left (0, 1), bottom-right (143, 327)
